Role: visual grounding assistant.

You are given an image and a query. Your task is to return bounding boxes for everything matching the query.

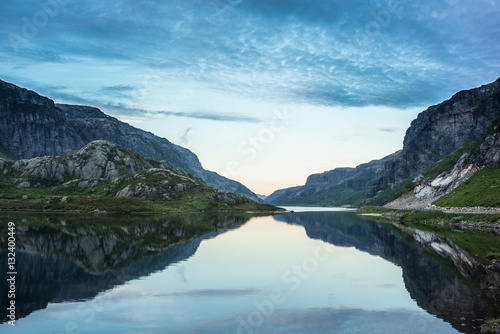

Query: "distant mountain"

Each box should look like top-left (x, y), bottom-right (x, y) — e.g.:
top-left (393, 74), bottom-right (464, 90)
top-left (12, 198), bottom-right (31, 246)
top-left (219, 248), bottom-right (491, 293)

top-left (0, 79), bottom-right (260, 201)
top-left (267, 78), bottom-right (500, 207)
top-left (266, 152), bottom-right (398, 206)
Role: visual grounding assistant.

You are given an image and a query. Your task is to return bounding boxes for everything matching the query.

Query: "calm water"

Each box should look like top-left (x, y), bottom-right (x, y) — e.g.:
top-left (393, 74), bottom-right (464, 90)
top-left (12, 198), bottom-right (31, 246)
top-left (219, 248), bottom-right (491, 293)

top-left (0, 210), bottom-right (497, 333)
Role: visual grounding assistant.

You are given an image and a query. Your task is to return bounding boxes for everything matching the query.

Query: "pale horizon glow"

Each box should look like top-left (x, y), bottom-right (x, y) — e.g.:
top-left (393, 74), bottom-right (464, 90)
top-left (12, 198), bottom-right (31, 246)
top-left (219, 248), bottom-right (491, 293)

top-left (1, 0), bottom-right (499, 195)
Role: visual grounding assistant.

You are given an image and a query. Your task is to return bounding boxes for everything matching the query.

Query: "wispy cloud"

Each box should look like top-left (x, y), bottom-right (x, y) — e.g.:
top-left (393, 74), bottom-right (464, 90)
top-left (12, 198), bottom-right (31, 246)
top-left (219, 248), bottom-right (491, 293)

top-left (3, 78), bottom-right (262, 123)
top-left (377, 127), bottom-right (399, 133)
top-left (100, 85), bottom-right (137, 99)
top-left (1, 0), bottom-right (499, 110)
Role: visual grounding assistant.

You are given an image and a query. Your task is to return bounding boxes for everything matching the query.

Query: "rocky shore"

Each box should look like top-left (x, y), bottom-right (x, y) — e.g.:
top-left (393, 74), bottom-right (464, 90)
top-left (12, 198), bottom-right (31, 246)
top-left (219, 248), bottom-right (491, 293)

top-left (389, 204), bottom-right (500, 215)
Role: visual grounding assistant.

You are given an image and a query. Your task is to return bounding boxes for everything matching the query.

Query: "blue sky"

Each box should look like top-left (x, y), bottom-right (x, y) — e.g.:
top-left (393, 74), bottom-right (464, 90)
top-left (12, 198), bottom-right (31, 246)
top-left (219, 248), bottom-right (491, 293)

top-left (1, 0), bottom-right (499, 194)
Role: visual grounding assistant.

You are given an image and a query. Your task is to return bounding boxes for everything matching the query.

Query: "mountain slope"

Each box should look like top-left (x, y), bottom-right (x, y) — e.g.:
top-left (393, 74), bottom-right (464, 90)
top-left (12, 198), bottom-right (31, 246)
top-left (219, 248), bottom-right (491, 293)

top-left (0, 79), bottom-right (260, 201)
top-left (266, 152), bottom-right (398, 206)
top-left (0, 141), bottom-right (278, 213)
top-left (368, 78), bottom-right (500, 202)
top-left (267, 78), bottom-right (500, 207)
top-left (387, 117), bottom-right (500, 208)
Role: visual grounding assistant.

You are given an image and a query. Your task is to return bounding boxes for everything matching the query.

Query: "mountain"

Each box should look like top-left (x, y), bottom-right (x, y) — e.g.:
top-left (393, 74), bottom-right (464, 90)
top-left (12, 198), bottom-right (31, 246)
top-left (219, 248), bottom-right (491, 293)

top-left (266, 151), bottom-right (398, 206)
top-left (267, 78), bottom-right (500, 207)
top-left (368, 78), bottom-right (500, 203)
top-left (0, 140), bottom-right (279, 213)
top-left (0, 79), bottom-right (260, 201)
top-left (387, 116), bottom-right (500, 208)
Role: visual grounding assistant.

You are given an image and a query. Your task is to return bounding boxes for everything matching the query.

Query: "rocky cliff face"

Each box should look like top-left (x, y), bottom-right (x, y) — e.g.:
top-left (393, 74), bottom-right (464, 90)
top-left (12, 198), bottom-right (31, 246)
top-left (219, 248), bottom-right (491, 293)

top-left (266, 152), bottom-right (398, 206)
top-left (267, 78), bottom-right (500, 207)
top-left (387, 120), bottom-right (500, 209)
top-left (0, 80), bottom-right (260, 201)
top-left (369, 78), bottom-right (500, 199)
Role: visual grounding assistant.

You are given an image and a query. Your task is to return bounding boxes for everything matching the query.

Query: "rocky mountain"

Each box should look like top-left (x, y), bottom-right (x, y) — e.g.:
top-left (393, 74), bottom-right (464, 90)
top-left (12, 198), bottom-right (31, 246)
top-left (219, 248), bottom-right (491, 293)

top-left (267, 78), bottom-right (500, 207)
top-left (266, 151), bottom-right (399, 206)
top-left (3, 140), bottom-right (192, 185)
top-left (387, 117), bottom-right (500, 208)
top-left (0, 79), bottom-right (260, 201)
top-left (0, 141), bottom-right (278, 212)
top-left (368, 78), bottom-right (500, 202)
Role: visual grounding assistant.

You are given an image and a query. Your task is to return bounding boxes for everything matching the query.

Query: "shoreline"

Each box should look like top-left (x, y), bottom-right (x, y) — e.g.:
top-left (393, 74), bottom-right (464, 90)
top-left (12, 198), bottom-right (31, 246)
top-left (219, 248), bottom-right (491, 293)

top-left (385, 204), bottom-right (500, 215)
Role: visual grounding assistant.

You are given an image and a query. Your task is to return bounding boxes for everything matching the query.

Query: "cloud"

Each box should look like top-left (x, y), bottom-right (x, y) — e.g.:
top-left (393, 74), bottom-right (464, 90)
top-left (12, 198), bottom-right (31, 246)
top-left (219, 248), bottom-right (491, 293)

top-left (170, 288), bottom-right (260, 298)
top-left (1, 0), bottom-right (499, 110)
top-left (100, 85), bottom-right (136, 99)
top-left (377, 127), bottom-right (399, 133)
top-left (1, 77), bottom-right (262, 123)
top-left (155, 110), bottom-right (263, 123)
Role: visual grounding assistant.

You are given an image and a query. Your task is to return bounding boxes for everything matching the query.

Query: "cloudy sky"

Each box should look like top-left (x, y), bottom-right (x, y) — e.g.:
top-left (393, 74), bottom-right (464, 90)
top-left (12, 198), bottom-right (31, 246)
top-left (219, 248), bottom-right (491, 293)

top-left (1, 0), bottom-right (499, 195)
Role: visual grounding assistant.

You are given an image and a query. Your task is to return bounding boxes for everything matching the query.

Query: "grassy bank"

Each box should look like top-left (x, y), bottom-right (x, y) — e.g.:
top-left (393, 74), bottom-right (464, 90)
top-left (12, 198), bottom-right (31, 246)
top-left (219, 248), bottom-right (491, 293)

top-left (357, 206), bottom-right (500, 225)
top-left (433, 167), bottom-right (500, 208)
top-left (0, 185), bottom-right (282, 214)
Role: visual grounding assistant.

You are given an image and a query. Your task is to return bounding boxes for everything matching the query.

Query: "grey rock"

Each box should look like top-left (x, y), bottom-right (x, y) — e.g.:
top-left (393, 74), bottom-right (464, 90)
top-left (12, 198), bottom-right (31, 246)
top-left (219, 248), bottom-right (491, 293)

top-left (116, 183), bottom-right (159, 199)
top-left (370, 78), bottom-right (500, 200)
top-left (387, 126), bottom-right (500, 209)
top-left (267, 78), bottom-right (500, 207)
top-left (0, 79), bottom-right (260, 201)
top-left (8, 140), bottom-right (186, 183)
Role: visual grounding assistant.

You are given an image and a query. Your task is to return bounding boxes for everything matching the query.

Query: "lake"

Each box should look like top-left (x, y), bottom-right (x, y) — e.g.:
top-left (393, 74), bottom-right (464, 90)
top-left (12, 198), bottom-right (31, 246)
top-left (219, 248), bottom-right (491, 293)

top-left (0, 209), bottom-right (498, 333)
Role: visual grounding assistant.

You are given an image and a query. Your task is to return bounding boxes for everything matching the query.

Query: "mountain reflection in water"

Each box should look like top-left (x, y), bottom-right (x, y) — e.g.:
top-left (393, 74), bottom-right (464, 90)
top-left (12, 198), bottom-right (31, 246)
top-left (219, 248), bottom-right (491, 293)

top-left (275, 211), bottom-right (500, 333)
top-left (0, 211), bottom-right (498, 334)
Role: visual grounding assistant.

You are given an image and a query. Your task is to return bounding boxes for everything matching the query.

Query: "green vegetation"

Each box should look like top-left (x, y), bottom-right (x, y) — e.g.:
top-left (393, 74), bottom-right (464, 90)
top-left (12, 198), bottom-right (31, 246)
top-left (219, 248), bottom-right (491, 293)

top-left (358, 206), bottom-right (500, 225)
top-left (0, 174), bottom-right (280, 214)
top-left (365, 179), bottom-right (416, 206)
top-left (0, 191), bottom-right (279, 214)
top-left (421, 116), bottom-right (500, 181)
top-left (433, 167), bottom-right (500, 207)
top-left (0, 145), bottom-right (281, 214)
top-left (422, 140), bottom-right (480, 179)
top-left (274, 187), bottom-right (369, 207)
top-left (373, 116), bottom-right (500, 207)
top-left (485, 318), bottom-right (500, 325)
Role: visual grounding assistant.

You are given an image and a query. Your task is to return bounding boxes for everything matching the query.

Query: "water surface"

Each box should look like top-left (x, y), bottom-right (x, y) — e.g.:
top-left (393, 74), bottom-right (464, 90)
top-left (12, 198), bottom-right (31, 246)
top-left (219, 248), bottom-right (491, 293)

top-left (0, 210), bottom-right (496, 333)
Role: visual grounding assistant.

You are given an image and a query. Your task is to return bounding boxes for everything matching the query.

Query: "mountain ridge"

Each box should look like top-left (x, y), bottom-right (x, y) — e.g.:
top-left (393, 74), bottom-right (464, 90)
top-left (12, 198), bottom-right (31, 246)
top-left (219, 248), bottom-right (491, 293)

top-left (0, 79), bottom-right (261, 202)
top-left (368, 78), bottom-right (500, 202)
top-left (267, 78), bottom-right (500, 207)
top-left (266, 151), bottom-right (399, 206)
top-left (0, 140), bottom-right (279, 213)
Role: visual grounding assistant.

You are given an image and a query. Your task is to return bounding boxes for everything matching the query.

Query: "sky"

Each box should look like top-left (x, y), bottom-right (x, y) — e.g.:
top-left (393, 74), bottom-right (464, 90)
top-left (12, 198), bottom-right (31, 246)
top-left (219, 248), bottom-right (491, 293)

top-left (1, 0), bottom-right (499, 195)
